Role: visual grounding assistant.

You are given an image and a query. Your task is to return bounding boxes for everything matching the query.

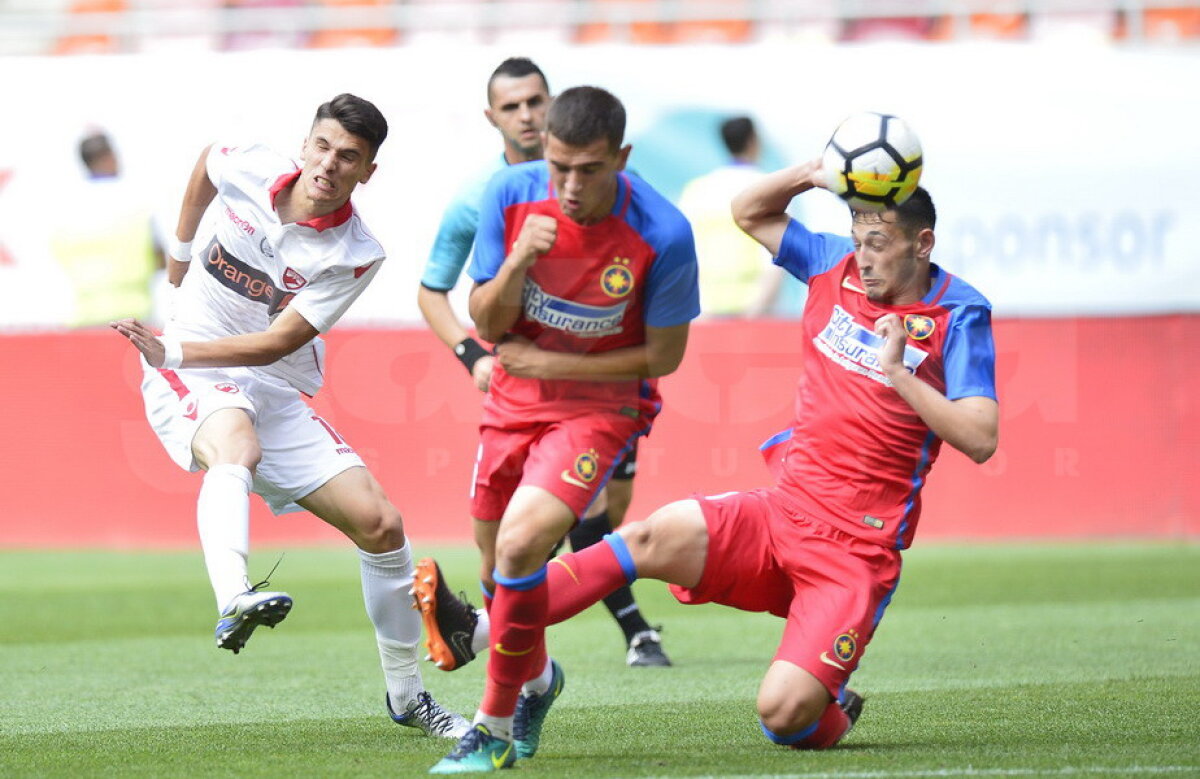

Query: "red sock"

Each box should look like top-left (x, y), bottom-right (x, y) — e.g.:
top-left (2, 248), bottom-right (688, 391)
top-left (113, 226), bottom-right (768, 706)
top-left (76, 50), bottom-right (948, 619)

top-left (546, 537), bottom-right (632, 624)
top-left (794, 700), bottom-right (850, 750)
top-left (480, 576), bottom-right (547, 718)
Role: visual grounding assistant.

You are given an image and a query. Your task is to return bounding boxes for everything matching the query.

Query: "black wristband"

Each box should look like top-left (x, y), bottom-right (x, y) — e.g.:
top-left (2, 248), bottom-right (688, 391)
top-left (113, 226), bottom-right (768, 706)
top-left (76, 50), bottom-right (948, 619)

top-left (453, 337), bottom-right (490, 374)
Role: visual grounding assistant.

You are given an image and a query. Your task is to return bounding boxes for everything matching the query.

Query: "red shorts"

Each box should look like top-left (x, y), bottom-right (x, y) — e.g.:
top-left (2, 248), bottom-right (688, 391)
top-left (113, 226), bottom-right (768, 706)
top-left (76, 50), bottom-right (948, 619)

top-left (669, 488), bottom-right (901, 697)
top-left (470, 412), bottom-right (648, 521)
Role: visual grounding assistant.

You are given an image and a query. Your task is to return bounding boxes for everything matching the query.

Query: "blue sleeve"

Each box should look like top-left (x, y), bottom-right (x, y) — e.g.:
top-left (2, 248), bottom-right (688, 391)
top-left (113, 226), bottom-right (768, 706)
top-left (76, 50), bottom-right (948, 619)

top-left (775, 218), bottom-right (855, 283)
top-left (644, 218), bottom-right (701, 328)
top-left (468, 170), bottom-right (517, 284)
top-left (943, 305), bottom-right (997, 401)
top-left (420, 195), bottom-right (479, 291)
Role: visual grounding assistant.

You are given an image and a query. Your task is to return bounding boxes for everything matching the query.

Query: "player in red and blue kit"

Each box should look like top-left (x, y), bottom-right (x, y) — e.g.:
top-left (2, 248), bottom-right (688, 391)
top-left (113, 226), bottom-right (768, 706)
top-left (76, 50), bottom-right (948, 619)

top-left (424, 86), bottom-right (699, 773)
top-left (421, 156), bottom-right (998, 761)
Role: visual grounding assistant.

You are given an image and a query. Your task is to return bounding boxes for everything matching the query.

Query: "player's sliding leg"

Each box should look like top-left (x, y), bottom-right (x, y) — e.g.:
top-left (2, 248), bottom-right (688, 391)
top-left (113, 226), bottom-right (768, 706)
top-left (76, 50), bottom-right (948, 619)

top-left (567, 504), bottom-right (671, 667)
top-left (300, 467), bottom-right (468, 739)
top-left (756, 661), bottom-right (863, 749)
top-left (193, 408), bottom-right (292, 654)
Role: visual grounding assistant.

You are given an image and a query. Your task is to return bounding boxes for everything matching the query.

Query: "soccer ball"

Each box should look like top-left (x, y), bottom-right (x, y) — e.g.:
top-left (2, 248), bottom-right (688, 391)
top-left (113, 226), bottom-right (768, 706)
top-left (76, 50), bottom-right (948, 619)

top-left (822, 112), bottom-right (923, 212)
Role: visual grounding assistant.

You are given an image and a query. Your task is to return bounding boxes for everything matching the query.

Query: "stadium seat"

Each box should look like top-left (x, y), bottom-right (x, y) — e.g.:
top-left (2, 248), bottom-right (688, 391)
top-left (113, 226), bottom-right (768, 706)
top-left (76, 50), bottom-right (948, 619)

top-left (307, 0), bottom-right (397, 48)
top-left (54, 0), bottom-right (128, 55)
top-left (1142, 7), bottom-right (1200, 41)
top-left (575, 0), bottom-right (752, 44)
top-left (923, 13), bottom-right (1028, 41)
top-left (221, 0), bottom-right (308, 50)
top-left (840, 16), bottom-right (939, 42)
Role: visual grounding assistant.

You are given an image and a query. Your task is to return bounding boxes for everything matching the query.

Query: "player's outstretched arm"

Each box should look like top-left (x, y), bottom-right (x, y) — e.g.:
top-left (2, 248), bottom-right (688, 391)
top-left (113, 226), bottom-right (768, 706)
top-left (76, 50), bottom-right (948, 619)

top-left (167, 145), bottom-right (218, 286)
top-left (874, 314), bottom-right (999, 463)
top-left (733, 159), bottom-right (825, 258)
top-left (111, 307), bottom-right (319, 370)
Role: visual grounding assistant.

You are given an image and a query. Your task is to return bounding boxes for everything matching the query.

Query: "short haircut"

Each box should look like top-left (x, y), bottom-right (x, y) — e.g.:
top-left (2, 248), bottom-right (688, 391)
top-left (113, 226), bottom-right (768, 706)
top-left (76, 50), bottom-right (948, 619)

top-left (720, 116), bottom-right (756, 156)
top-left (79, 132), bottom-right (114, 170)
top-left (894, 186), bottom-right (937, 233)
top-left (545, 86), bottom-right (625, 152)
top-left (487, 57), bottom-right (550, 103)
top-left (851, 187), bottom-right (937, 235)
top-left (313, 93), bottom-right (388, 159)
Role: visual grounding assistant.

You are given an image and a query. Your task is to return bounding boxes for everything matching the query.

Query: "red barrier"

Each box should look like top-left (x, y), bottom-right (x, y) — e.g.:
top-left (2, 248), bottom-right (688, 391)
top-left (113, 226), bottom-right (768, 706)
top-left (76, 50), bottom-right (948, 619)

top-left (1, 316), bottom-right (1196, 548)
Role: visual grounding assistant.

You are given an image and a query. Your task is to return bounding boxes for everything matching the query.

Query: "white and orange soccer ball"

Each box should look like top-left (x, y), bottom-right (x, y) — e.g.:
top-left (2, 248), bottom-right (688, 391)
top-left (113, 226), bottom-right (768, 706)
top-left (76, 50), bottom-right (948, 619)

top-left (822, 112), bottom-right (923, 212)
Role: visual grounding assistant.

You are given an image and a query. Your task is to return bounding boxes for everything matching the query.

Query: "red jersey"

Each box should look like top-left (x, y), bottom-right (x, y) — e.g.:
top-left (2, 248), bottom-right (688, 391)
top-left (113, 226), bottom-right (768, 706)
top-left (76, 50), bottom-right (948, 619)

top-left (763, 220), bottom-right (996, 549)
top-left (470, 163), bottom-right (700, 425)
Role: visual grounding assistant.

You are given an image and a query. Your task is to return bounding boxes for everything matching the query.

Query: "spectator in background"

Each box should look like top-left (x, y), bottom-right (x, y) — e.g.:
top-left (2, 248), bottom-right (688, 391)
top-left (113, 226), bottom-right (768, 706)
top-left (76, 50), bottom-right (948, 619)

top-left (677, 116), bottom-right (785, 318)
top-left (50, 129), bottom-right (165, 327)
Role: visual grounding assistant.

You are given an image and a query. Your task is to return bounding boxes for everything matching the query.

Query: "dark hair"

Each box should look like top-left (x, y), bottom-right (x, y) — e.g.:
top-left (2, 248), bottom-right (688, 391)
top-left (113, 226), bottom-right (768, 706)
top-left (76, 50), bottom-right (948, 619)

top-left (545, 86), bottom-right (625, 152)
top-left (313, 93), bottom-right (388, 159)
top-left (720, 116), bottom-right (756, 156)
top-left (894, 186), bottom-right (937, 233)
top-left (79, 132), bottom-right (114, 170)
top-left (487, 57), bottom-right (550, 103)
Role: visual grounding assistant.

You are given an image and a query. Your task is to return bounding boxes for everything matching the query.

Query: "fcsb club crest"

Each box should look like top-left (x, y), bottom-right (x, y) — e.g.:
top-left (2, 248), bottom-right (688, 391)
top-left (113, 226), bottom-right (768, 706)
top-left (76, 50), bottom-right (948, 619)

top-left (834, 630), bottom-right (859, 663)
top-left (904, 314), bottom-right (935, 340)
top-left (573, 450), bottom-right (599, 482)
top-left (561, 449), bottom-right (601, 489)
top-left (601, 259), bottom-right (634, 299)
top-left (214, 382), bottom-right (240, 394)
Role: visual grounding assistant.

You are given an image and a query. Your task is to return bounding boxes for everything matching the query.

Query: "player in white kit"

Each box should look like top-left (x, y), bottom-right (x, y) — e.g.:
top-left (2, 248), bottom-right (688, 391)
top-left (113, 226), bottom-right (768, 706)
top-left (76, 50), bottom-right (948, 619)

top-left (111, 94), bottom-right (468, 739)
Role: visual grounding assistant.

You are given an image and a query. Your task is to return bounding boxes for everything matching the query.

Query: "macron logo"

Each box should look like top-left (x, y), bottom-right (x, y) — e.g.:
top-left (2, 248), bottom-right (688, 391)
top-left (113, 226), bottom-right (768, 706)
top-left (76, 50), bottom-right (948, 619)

top-left (225, 206), bottom-right (255, 236)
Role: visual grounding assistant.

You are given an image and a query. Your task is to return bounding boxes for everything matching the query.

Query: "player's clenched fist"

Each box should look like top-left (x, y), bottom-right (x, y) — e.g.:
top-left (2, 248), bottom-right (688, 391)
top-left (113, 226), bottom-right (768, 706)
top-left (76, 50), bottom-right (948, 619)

top-left (873, 313), bottom-right (906, 376)
top-left (510, 213), bottom-right (557, 268)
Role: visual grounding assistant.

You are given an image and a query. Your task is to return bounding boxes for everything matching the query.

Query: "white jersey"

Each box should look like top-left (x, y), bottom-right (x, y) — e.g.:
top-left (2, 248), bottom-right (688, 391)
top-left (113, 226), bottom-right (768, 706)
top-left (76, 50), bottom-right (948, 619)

top-left (169, 143), bottom-right (384, 395)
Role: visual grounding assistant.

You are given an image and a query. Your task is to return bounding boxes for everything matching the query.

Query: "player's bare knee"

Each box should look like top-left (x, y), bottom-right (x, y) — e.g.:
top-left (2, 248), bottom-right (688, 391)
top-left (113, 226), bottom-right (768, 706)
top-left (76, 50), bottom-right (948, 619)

top-left (351, 502), bottom-right (406, 553)
top-left (195, 437), bottom-right (261, 472)
top-left (622, 500), bottom-right (706, 579)
top-left (757, 687), bottom-right (824, 737)
top-left (494, 521), bottom-right (556, 575)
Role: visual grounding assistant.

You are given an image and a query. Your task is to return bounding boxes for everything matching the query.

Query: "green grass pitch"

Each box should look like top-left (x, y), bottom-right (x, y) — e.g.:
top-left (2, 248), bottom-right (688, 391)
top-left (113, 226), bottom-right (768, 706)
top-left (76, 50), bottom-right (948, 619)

top-left (1, 541), bottom-right (1197, 777)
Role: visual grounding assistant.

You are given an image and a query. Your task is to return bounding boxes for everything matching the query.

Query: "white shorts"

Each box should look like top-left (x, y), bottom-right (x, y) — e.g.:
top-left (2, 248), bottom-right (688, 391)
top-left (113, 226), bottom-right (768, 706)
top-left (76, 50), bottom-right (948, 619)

top-left (140, 360), bottom-right (364, 514)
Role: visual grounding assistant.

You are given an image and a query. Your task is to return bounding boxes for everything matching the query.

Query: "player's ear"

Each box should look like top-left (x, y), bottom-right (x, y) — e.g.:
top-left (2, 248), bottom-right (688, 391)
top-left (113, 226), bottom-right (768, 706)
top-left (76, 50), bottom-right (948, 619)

top-left (484, 107), bottom-right (498, 129)
top-left (916, 227), bottom-right (934, 260)
top-left (616, 144), bottom-right (632, 171)
top-left (359, 161), bottom-right (377, 185)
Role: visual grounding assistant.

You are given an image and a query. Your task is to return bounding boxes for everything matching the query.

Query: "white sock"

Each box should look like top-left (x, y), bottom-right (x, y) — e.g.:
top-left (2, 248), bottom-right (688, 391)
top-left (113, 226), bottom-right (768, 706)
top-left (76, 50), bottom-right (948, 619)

top-left (472, 608), bottom-right (490, 655)
top-left (379, 637), bottom-right (424, 711)
top-left (197, 463), bottom-right (253, 611)
top-left (522, 656), bottom-right (554, 696)
top-left (473, 711), bottom-right (513, 742)
top-left (360, 542), bottom-right (424, 704)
